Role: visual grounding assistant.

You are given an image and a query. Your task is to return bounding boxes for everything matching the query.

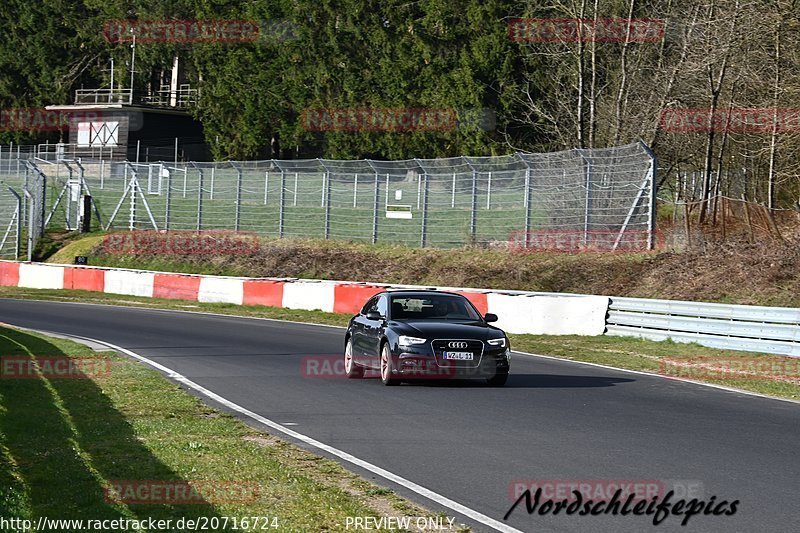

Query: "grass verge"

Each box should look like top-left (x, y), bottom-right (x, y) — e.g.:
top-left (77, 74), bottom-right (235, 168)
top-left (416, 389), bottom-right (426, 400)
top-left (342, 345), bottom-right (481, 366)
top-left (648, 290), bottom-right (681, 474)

top-left (0, 322), bottom-right (460, 532)
top-left (42, 231), bottom-right (800, 307)
top-left (1, 286), bottom-right (797, 401)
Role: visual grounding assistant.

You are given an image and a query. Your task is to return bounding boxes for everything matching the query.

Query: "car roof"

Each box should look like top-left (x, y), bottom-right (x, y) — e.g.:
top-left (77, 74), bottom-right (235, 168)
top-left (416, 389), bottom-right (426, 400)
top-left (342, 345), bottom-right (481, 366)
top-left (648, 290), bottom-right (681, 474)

top-left (380, 289), bottom-right (464, 298)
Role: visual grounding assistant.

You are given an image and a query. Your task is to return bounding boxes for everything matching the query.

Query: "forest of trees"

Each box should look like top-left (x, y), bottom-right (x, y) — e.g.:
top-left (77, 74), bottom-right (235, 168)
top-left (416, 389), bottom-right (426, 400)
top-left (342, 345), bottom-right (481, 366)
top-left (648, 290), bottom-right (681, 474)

top-left (1, 0), bottom-right (799, 209)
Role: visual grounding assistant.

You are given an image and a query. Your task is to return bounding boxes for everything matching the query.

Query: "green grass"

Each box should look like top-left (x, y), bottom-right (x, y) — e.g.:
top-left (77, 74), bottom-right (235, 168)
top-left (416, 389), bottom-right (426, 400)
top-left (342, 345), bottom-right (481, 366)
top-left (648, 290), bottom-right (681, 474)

top-left (509, 334), bottom-right (800, 400)
top-left (0, 323), bottom-right (453, 531)
top-left (48, 234), bottom-right (107, 264)
top-left (1, 286), bottom-right (797, 401)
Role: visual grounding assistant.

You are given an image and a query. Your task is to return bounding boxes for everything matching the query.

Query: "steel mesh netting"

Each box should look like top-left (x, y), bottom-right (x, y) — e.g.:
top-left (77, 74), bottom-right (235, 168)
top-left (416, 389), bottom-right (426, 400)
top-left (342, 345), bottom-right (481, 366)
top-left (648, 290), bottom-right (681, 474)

top-left (516, 143), bottom-right (655, 251)
top-left (10, 142), bottom-right (655, 250)
top-left (23, 164), bottom-right (46, 258)
top-left (0, 186), bottom-right (21, 258)
top-left (0, 149), bottom-right (27, 258)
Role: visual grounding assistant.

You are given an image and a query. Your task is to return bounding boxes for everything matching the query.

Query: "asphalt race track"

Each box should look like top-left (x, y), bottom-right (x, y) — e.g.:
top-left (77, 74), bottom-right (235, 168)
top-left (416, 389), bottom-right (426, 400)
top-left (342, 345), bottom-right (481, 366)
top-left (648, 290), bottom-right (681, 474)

top-left (1, 299), bottom-right (798, 532)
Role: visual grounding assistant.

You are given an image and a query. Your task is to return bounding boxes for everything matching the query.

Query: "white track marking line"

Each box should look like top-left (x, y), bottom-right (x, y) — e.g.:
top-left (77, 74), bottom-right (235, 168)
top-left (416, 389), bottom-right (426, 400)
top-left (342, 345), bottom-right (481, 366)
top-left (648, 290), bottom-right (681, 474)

top-left (32, 328), bottom-right (523, 533)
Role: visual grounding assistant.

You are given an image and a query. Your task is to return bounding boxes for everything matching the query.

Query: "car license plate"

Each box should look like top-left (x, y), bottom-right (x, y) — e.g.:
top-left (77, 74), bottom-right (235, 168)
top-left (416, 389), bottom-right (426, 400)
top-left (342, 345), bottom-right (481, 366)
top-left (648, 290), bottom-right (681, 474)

top-left (443, 351), bottom-right (473, 361)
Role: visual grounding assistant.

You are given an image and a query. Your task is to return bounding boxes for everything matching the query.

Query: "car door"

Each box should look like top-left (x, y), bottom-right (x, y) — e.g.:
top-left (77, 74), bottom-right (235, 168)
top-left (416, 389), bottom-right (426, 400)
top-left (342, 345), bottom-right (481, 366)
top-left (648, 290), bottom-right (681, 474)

top-left (351, 296), bottom-right (377, 362)
top-left (362, 294), bottom-right (388, 369)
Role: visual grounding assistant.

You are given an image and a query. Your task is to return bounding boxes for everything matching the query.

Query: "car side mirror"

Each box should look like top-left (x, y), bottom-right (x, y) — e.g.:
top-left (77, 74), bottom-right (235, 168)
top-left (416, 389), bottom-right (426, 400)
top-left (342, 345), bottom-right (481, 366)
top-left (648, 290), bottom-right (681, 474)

top-left (484, 313), bottom-right (498, 323)
top-left (365, 310), bottom-right (383, 321)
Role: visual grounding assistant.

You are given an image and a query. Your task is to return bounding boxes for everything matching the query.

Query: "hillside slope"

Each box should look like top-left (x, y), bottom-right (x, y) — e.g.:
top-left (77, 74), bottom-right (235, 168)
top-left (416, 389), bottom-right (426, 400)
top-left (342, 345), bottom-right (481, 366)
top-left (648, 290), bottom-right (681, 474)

top-left (44, 232), bottom-right (800, 307)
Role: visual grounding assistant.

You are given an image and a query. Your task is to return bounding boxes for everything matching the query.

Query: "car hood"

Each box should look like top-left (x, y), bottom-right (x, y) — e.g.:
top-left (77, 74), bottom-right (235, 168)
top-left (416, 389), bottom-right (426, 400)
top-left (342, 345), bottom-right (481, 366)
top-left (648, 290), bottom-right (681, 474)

top-left (390, 319), bottom-right (501, 340)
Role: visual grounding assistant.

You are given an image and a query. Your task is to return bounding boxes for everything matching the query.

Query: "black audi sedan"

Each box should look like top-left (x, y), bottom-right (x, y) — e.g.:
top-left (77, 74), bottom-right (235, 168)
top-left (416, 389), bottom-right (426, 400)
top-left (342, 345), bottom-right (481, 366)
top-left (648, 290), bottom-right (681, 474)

top-left (344, 290), bottom-right (510, 386)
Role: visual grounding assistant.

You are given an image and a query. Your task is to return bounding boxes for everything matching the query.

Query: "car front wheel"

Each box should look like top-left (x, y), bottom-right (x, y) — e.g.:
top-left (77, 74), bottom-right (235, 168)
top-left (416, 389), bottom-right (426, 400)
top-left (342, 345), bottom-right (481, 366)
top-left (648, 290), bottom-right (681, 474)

top-left (344, 339), bottom-right (363, 379)
top-left (486, 372), bottom-right (508, 387)
top-left (380, 343), bottom-right (400, 386)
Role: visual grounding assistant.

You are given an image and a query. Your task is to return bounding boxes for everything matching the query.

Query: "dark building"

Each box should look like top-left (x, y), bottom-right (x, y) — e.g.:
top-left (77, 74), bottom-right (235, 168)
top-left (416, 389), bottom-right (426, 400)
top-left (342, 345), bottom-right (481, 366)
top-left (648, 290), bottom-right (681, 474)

top-left (45, 83), bottom-right (212, 162)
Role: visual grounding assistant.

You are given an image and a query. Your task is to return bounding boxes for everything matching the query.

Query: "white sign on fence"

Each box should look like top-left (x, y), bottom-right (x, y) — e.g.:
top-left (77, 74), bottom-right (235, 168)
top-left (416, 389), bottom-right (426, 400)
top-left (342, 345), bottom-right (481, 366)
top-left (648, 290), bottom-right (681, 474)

top-left (386, 204), bottom-right (412, 219)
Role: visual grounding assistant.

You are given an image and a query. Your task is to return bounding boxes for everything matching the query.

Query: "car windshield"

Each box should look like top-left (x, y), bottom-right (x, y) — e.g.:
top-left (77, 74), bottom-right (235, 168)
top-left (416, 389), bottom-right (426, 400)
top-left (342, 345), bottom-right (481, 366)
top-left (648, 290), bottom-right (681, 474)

top-left (390, 295), bottom-right (481, 321)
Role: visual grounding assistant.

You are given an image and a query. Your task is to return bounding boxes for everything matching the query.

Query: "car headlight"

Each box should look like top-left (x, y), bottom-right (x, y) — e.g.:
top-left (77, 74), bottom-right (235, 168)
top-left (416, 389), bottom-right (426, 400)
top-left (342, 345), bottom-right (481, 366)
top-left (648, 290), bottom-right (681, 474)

top-left (398, 336), bottom-right (427, 346)
top-left (487, 337), bottom-right (507, 348)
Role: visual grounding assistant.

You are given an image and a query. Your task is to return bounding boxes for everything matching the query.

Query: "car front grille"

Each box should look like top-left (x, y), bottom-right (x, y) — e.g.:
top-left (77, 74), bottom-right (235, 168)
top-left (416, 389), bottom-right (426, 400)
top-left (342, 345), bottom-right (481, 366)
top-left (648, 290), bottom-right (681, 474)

top-left (431, 339), bottom-right (484, 368)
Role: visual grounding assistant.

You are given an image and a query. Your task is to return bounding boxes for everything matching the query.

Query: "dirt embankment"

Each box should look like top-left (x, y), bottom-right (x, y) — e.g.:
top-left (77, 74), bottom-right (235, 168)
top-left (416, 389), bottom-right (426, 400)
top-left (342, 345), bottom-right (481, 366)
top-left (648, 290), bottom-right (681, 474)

top-left (60, 231), bottom-right (800, 308)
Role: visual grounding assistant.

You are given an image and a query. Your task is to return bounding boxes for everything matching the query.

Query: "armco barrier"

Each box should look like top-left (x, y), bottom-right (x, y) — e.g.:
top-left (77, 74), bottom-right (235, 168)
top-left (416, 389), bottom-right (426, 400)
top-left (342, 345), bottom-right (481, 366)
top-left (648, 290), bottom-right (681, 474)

top-left (64, 266), bottom-right (105, 291)
top-left (456, 291), bottom-right (489, 316)
top-left (282, 281), bottom-right (337, 313)
top-left (487, 293), bottom-right (608, 335)
top-left (153, 273), bottom-right (201, 300)
top-left (242, 279), bottom-right (284, 307)
top-left (19, 264), bottom-right (64, 289)
top-left (333, 284), bottom-right (385, 314)
top-left (607, 297), bottom-right (800, 357)
top-left (198, 276), bottom-right (245, 304)
top-left (0, 262), bottom-right (20, 286)
top-left (0, 260), bottom-right (608, 336)
top-left (5, 260), bottom-right (800, 355)
top-left (104, 270), bottom-right (154, 297)
top-left (243, 279), bottom-right (284, 307)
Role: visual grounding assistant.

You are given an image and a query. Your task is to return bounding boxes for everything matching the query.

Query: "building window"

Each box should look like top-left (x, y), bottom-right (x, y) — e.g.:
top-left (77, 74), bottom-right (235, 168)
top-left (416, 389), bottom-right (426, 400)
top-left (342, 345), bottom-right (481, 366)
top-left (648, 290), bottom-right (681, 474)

top-left (77, 121), bottom-right (119, 147)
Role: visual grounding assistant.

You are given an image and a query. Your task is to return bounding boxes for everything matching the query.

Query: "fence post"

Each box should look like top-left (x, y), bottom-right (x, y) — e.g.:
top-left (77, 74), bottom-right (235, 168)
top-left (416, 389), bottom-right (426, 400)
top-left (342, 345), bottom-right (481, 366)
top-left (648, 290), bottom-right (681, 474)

top-left (582, 154), bottom-right (592, 247)
top-left (524, 167), bottom-right (532, 248)
top-left (421, 171), bottom-right (429, 247)
top-left (470, 168), bottom-right (477, 239)
top-left (22, 166), bottom-right (28, 230)
top-left (22, 160), bottom-right (48, 258)
top-left (15, 193), bottom-right (21, 259)
top-left (39, 167), bottom-right (46, 234)
top-left (416, 172), bottom-right (421, 209)
top-left (583, 163), bottom-right (592, 246)
top-left (684, 201), bottom-right (692, 247)
top-left (324, 170), bottom-right (331, 239)
top-left (372, 172), bottom-right (379, 244)
top-left (210, 166), bottom-right (215, 200)
top-left (523, 166), bottom-right (529, 208)
top-left (320, 171), bottom-right (326, 208)
top-left (264, 171), bottom-right (269, 205)
top-left (486, 171), bottom-right (492, 209)
top-left (451, 171), bottom-right (456, 208)
top-left (279, 169), bottom-right (286, 238)
top-left (164, 164), bottom-right (172, 230)
top-left (235, 166), bottom-right (242, 231)
top-left (196, 166), bottom-right (204, 231)
top-left (129, 172), bottom-right (136, 231)
top-left (353, 173), bottom-right (358, 208)
top-left (638, 141), bottom-right (658, 250)
top-left (24, 189), bottom-right (33, 261)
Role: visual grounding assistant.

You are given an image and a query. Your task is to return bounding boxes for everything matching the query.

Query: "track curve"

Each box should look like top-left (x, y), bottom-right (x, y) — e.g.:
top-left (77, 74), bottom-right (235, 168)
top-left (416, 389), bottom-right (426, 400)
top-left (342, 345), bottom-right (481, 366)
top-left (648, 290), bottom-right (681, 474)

top-left (1, 299), bottom-right (797, 532)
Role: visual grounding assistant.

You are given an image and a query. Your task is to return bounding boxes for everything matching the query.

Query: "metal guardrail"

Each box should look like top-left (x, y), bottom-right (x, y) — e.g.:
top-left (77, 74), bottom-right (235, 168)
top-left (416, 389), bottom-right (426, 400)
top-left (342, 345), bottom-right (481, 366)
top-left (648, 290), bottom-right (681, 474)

top-left (606, 297), bottom-right (800, 357)
top-left (74, 88), bottom-right (133, 105)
